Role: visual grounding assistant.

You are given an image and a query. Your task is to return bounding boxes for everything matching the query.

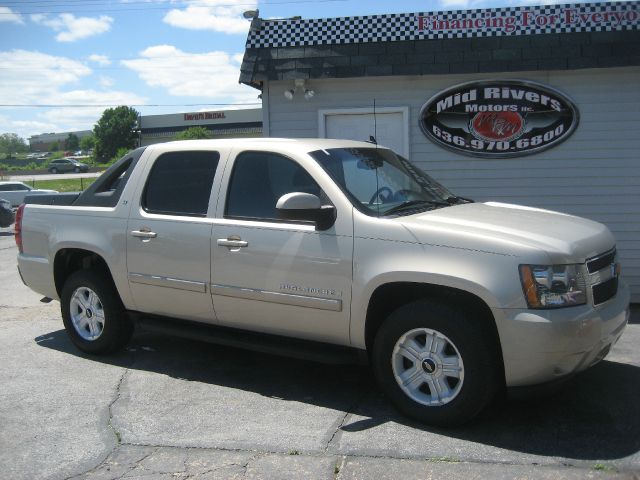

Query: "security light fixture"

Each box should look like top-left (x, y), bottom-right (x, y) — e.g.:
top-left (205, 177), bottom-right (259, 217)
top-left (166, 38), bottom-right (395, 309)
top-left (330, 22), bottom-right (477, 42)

top-left (243, 9), bottom-right (262, 31)
top-left (284, 79), bottom-right (316, 100)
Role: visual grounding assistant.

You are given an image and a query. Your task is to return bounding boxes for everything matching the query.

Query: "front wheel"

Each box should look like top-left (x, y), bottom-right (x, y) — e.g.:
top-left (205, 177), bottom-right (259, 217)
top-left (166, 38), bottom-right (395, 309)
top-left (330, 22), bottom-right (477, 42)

top-left (61, 269), bottom-right (133, 354)
top-left (73, 167), bottom-right (80, 173)
top-left (372, 299), bottom-right (499, 426)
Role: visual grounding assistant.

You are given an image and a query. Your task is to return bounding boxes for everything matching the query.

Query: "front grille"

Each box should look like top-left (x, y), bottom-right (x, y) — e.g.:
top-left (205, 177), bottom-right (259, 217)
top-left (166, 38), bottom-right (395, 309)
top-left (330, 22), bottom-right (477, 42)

top-left (587, 249), bottom-right (616, 274)
top-left (592, 276), bottom-right (618, 305)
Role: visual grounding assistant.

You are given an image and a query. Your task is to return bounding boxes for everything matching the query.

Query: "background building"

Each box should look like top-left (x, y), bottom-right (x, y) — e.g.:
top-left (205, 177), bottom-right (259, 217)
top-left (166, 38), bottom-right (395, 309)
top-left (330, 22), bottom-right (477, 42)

top-left (27, 108), bottom-right (263, 152)
top-left (139, 108), bottom-right (262, 146)
top-left (240, 1), bottom-right (640, 301)
top-left (29, 130), bottom-right (92, 152)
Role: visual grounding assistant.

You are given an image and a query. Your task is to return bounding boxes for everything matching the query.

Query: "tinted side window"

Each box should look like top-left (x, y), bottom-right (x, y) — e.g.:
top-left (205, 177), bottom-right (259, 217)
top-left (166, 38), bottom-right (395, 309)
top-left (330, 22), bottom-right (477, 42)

top-left (143, 151), bottom-right (219, 217)
top-left (226, 151), bottom-right (320, 221)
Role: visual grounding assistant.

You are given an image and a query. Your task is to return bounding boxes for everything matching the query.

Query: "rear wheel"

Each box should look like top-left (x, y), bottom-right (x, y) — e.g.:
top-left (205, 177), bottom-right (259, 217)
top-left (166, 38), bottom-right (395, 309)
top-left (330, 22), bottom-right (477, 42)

top-left (50, 167), bottom-right (58, 174)
top-left (61, 269), bottom-right (133, 354)
top-left (372, 299), bottom-right (499, 426)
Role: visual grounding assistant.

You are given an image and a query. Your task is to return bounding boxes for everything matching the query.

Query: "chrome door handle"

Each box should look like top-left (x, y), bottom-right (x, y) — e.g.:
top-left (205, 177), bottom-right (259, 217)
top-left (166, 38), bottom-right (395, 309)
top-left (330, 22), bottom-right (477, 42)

top-left (131, 229), bottom-right (157, 239)
top-left (217, 238), bottom-right (248, 248)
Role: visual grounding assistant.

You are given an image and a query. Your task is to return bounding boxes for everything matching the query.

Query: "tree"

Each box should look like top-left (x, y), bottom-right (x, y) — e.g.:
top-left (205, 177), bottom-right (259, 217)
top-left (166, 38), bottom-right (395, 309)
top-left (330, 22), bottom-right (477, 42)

top-left (0, 133), bottom-right (28, 159)
top-left (64, 133), bottom-right (80, 151)
top-left (79, 134), bottom-right (96, 152)
top-left (93, 106), bottom-right (139, 160)
top-left (50, 140), bottom-right (60, 152)
top-left (174, 126), bottom-right (212, 141)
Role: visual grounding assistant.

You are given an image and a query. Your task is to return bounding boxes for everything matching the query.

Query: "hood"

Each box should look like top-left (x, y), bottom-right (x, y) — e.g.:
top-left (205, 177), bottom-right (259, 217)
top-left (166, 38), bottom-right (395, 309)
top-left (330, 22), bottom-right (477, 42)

top-left (398, 202), bottom-right (615, 264)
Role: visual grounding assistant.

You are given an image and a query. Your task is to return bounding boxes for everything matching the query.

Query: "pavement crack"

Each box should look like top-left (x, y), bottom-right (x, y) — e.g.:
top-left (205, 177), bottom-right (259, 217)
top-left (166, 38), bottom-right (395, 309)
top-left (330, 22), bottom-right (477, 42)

top-left (108, 367), bottom-right (130, 445)
top-left (240, 452), bottom-right (265, 479)
top-left (325, 410), bottom-right (351, 453)
top-left (324, 390), bottom-right (369, 453)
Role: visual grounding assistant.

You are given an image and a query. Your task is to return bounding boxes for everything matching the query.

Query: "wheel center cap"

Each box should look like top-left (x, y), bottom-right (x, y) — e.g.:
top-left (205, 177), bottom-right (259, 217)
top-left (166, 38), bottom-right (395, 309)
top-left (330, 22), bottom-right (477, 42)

top-left (421, 358), bottom-right (437, 374)
top-left (86, 309), bottom-right (93, 319)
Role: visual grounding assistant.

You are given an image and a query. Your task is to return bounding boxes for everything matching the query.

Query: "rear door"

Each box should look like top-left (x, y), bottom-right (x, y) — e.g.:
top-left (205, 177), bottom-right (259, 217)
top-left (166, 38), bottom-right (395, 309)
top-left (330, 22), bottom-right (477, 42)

top-left (126, 148), bottom-right (224, 323)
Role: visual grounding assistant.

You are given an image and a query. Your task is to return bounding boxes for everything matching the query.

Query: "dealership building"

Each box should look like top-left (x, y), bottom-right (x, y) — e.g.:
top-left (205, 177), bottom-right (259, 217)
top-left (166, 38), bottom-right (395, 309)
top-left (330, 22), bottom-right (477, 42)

top-left (240, 1), bottom-right (640, 301)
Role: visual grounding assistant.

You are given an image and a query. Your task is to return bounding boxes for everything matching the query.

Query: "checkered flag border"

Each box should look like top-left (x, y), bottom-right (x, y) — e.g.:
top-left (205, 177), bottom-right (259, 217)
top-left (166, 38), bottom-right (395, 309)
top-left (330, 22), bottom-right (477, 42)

top-left (246, 1), bottom-right (639, 48)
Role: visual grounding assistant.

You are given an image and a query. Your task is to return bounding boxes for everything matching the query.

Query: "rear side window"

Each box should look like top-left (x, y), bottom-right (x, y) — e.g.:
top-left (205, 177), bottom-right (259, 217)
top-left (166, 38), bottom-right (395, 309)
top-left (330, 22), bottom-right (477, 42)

top-left (225, 151), bottom-right (321, 221)
top-left (2, 183), bottom-right (29, 191)
top-left (143, 150), bottom-right (219, 217)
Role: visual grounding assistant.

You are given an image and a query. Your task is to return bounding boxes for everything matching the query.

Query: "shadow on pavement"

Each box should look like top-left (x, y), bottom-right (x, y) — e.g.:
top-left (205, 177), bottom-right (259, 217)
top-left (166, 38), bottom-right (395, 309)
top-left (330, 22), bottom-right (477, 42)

top-left (36, 327), bottom-right (640, 462)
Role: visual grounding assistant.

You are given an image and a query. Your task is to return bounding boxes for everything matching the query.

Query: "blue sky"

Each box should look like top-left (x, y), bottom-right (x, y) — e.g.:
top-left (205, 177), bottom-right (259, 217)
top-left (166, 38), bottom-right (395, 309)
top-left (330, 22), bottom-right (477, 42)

top-left (0, 0), bottom-right (597, 140)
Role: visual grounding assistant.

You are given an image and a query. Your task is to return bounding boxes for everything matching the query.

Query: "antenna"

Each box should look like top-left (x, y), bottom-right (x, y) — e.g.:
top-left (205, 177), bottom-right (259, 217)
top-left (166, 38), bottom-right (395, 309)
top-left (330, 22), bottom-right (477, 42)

top-left (373, 98), bottom-right (378, 148)
top-left (372, 98), bottom-right (380, 216)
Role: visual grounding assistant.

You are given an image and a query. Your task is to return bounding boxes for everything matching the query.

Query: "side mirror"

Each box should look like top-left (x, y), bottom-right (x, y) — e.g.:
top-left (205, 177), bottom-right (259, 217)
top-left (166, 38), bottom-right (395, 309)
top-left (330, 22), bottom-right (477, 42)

top-left (276, 192), bottom-right (336, 231)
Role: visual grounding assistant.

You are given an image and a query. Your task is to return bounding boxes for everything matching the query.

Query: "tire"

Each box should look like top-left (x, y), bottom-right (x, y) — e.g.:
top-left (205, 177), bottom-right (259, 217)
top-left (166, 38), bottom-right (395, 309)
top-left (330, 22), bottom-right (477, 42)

top-left (73, 167), bottom-right (80, 173)
top-left (50, 167), bottom-right (58, 174)
top-left (61, 269), bottom-right (133, 354)
top-left (372, 299), bottom-right (499, 426)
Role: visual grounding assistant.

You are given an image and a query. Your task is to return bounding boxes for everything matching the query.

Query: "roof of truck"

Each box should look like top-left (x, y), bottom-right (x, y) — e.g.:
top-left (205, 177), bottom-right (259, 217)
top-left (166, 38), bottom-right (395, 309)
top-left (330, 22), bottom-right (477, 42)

top-left (147, 137), bottom-right (387, 152)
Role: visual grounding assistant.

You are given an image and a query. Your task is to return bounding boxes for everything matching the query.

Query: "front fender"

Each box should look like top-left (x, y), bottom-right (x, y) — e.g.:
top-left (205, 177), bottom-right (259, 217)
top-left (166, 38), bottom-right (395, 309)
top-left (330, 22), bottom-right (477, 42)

top-left (349, 235), bottom-right (525, 348)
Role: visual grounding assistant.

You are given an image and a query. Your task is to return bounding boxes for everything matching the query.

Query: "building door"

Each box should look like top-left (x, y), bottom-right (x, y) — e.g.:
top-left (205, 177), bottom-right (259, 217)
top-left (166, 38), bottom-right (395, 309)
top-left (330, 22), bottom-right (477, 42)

top-left (320, 107), bottom-right (409, 157)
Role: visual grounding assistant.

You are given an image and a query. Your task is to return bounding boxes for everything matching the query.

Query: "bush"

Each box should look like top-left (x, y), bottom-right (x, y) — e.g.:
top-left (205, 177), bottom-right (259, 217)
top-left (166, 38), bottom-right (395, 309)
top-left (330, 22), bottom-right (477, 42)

top-left (109, 147), bottom-right (132, 165)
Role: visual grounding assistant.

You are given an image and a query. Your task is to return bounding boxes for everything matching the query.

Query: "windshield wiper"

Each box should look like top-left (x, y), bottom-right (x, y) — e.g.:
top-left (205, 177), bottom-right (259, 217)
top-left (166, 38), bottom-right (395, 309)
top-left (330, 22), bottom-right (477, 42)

top-left (382, 199), bottom-right (448, 216)
top-left (445, 196), bottom-right (474, 204)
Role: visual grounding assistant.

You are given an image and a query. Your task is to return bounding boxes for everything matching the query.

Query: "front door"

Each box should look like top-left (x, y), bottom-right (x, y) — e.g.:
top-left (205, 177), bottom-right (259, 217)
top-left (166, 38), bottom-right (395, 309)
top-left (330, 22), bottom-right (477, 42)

top-left (126, 149), bottom-right (221, 323)
top-left (210, 150), bottom-right (353, 345)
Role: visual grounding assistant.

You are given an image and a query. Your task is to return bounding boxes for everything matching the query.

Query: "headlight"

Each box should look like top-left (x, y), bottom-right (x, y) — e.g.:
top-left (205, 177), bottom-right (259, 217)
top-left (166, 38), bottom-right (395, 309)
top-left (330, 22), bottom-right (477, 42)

top-left (519, 264), bottom-right (586, 309)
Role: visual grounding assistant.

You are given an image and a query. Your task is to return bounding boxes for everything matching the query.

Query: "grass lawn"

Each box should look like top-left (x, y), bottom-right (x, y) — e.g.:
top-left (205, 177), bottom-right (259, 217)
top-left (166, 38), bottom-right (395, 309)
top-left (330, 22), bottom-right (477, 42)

top-left (25, 177), bottom-right (98, 192)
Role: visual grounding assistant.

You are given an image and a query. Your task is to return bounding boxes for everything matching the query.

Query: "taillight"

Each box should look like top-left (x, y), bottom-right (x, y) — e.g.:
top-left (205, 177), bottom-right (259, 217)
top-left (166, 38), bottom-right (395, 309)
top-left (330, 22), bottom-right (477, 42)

top-left (15, 204), bottom-right (25, 253)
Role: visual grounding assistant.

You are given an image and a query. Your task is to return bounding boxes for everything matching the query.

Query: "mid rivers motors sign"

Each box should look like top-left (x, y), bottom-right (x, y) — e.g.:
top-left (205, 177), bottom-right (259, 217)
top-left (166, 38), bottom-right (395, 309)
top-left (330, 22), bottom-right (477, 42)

top-left (419, 80), bottom-right (579, 157)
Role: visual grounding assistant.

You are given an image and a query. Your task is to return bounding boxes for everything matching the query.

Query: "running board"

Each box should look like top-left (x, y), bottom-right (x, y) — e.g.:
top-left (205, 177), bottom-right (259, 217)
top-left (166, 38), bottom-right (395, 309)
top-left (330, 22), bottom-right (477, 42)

top-left (131, 314), bottom-right (368, 366)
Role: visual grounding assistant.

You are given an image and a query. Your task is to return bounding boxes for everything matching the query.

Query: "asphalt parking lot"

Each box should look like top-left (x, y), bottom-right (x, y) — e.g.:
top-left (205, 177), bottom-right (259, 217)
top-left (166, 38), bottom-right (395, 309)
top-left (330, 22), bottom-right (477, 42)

top-left (1, 225), bottom-right (639, 480)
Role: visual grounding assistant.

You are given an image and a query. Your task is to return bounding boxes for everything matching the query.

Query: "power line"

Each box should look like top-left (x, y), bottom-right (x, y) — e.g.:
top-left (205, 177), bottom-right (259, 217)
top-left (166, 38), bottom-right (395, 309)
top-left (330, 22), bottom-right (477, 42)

top-left (0, 0), bottom-right (346, 15)
top-left (0, 103), bottom-right (262, 107)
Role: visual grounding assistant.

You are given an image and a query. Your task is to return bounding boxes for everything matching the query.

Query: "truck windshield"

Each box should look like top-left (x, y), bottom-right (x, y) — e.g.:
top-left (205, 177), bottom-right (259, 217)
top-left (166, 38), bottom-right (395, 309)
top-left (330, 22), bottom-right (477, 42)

top-left (309, 147), bottom-right (464, 217)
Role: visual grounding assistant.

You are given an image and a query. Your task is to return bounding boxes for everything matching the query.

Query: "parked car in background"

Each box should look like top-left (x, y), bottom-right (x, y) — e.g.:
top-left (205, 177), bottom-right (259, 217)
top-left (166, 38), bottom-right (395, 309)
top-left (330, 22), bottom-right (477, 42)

top-left (0, 181), bottom-right (58, 208)
top-left (0, 198), bottom-right (15, 227)
top-left (48, 158), bottom-right (89, 174)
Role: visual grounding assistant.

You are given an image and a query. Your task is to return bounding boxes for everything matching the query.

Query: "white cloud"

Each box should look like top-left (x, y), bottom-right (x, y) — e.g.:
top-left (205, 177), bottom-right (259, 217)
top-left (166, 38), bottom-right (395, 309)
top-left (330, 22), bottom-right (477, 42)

top-left (0, 50), bottom-right (146, 137)
top-left (0, 50), bottom-right (92, 105)
top-left (36, 90), bottom-right (146, 130)
top-left (99, 76), bottom-right (115, 88)
top-left (0, 115), bottom-right (58, 140)
top-left (88, 54), bottom-right (111, 66)
top-left (122, 45), bottom-right (257, 103)
top-left (0, 6), bottom-right (24, 24)
top-left (31, 13), bottom-right (113, 42)
top-left (163, 0), bottom-right (256, 34)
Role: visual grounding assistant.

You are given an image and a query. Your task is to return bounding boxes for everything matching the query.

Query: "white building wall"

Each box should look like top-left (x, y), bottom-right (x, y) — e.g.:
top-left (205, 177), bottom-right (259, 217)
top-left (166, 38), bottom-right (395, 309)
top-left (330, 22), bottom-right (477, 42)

top-left (265, 66), bottom-right (640, 301)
